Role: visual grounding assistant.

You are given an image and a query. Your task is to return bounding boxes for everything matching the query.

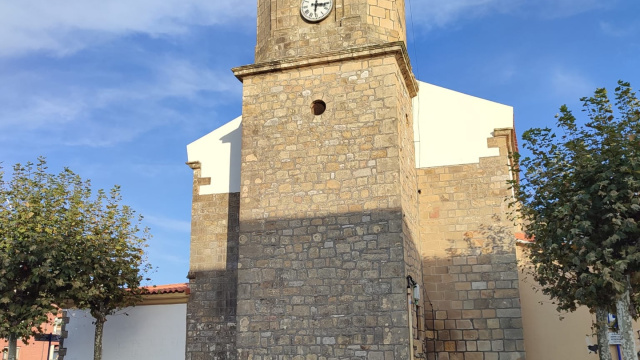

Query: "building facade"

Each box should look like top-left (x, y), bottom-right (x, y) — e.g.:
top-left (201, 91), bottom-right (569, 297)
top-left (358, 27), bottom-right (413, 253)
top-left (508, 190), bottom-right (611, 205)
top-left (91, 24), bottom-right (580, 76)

top-left (60, 284), bottom-right (189, 360)
top-left (0, 313), bottom-right (62, 360)
top-left (186, 1), bottom-right (524, 360)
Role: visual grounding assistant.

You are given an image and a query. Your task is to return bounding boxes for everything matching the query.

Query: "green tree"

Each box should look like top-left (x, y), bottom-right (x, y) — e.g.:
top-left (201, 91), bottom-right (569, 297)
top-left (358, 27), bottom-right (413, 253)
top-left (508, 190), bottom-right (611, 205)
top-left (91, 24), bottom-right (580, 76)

top-left (68, 186), bottom-right (152, 360)
top-left (0, 159), bottom-right (151, 360)
top-left (0, 159), bottom-right (89, 360)
top-left (511, 81), bottom-right (640, 360)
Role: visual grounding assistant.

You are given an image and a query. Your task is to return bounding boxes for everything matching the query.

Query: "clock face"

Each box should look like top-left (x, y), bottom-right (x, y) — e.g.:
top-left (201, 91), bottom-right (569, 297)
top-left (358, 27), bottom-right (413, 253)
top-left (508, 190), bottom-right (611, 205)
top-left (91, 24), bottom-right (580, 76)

top-left (300, 0), bottom-right (333, 22)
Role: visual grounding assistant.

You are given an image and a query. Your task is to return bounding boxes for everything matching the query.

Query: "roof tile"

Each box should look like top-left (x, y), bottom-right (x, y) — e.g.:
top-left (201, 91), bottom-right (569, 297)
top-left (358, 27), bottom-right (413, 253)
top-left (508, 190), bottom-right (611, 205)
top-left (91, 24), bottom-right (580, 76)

top-left (144, 283), bottom-right (190, 295)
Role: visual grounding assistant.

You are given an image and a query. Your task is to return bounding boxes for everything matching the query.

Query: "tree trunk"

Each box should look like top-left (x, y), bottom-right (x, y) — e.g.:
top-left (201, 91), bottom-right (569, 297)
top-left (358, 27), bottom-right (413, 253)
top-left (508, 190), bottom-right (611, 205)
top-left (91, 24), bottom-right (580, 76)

top-left (7, 334), bottom-right (18, 360)
top-left (596, 307), bottom-right (613, 360)
top-left (94, 318), bottom-right (105, 360)
top-left (616, 283), bottom-right (637, 360)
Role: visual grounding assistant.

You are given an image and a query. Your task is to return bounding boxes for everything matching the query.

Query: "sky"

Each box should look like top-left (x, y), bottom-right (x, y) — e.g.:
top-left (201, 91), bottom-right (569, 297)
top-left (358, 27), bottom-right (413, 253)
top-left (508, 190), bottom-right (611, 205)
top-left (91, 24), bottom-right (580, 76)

top-left (0, 0), bottom-right (638, 286)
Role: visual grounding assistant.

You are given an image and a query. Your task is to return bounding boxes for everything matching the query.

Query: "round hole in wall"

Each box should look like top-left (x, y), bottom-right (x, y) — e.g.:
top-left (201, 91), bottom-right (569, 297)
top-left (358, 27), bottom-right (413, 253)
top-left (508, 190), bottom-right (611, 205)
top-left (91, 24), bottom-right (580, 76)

top-left (311, 100), bottom-right (326, 116)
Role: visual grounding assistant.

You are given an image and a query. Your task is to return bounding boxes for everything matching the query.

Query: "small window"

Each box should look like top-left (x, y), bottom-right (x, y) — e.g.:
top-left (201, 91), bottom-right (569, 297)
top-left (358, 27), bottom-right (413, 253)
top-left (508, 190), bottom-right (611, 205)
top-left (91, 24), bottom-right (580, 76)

top-left (2, 347), bottom-right (20, 360)
top-left (51, 345), bottom-right (59, 360)
top-left (53, 318), bottom-right (63, 335)
top-left (311, 100), bottom-right (326, 116)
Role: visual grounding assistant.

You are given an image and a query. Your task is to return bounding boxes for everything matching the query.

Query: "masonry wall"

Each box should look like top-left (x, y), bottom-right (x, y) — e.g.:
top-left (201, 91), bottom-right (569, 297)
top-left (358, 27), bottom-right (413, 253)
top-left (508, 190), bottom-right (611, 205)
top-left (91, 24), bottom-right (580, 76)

top-left (395, 61), bottom-right (425, 356)
top-left (186, 164), bottom-right (240, 360)
top-left (417, 130), bottom-right (525, 360)
top-left (255, 0), bottom-right (406, 62)
top-left (235, 50), bottom-right (420, 360)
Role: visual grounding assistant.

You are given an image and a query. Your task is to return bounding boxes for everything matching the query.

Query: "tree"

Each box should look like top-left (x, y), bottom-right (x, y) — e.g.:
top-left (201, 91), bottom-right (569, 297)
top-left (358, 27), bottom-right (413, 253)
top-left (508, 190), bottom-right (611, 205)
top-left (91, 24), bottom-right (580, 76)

top-left (0, 159), bottom-right (89, 360)
top-left (0, 158), bottom-right (151, 360)
top-left (511, 81), bottom-right (640, 360)
top-left (67, 186), bottom-right (152, 360)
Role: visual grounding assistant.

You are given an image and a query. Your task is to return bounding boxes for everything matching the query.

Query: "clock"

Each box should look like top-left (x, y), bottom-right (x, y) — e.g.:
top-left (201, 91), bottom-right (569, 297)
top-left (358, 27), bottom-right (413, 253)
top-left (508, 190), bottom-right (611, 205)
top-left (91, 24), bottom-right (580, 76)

top-left (300, 0), bottom-right (333, 22)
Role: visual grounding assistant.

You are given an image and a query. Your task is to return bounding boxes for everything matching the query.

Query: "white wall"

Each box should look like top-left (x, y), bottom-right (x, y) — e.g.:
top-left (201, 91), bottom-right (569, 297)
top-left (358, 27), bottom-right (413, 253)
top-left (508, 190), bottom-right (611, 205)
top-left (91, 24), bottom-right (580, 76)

top-left (63, 304), bottom-right (186, 360)
top-left (413, 81), bottom-right (514, 168)
top-left (187, 116), bottom-right (242, 195)
top-left (187, 82), bottom-right (515, 193)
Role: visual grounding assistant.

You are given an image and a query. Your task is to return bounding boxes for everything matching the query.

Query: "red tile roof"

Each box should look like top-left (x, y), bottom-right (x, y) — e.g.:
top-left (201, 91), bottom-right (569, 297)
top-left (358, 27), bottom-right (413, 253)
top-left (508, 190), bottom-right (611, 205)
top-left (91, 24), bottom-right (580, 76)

top-left (144, 283), bottom-right (190, 295)
top-left (515, 232), bottom-right (534, 243)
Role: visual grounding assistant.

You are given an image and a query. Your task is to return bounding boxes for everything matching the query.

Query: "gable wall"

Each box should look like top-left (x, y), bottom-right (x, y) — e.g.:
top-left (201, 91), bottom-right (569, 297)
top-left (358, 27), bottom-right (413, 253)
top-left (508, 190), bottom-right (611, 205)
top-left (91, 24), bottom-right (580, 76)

top-left (416, 129), bottom-right (524, 360)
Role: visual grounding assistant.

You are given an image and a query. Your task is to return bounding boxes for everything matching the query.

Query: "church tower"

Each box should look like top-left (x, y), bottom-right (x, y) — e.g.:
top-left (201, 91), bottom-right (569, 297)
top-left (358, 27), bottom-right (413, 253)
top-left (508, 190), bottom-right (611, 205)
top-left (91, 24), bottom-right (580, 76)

top-left (187, 1), bottom-right (526, 360)
top-left (230, 0), bottom-right (423, 359)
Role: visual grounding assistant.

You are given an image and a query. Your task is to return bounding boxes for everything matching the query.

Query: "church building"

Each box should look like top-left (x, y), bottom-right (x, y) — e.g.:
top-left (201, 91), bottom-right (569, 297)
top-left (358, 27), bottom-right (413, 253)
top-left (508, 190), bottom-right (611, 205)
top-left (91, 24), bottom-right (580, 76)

top-left (185, 1), bottom-right (524, 359)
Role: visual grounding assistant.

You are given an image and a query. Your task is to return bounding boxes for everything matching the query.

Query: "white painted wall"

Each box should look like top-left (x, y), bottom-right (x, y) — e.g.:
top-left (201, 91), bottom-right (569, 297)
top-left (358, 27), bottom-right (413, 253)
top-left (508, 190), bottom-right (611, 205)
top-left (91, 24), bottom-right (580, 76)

top-left (187, 81), bottom-right (515, 193)
top-left (63, 304), bottom-right (186, 360)
top-left (187, 115), bottom-right (242, 195)
top-left (412, 81), bottom-right (514, 168)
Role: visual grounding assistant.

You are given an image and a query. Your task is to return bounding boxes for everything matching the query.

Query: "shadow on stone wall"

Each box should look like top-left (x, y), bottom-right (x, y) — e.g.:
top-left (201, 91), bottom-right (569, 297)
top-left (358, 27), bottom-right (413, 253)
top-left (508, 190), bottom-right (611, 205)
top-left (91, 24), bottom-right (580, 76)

top-left (186, 193), bottom-right (240, 360)
top-left (458, 215), bottom-right (518, 257)
top-left (421, 215), bottom-right (525, 360)
top-left (235, 208), bottom-right (423, 360)
top-left (186, 205), bottom-right (426, 360)
top-left (184, 190), bottom-right (525, 360)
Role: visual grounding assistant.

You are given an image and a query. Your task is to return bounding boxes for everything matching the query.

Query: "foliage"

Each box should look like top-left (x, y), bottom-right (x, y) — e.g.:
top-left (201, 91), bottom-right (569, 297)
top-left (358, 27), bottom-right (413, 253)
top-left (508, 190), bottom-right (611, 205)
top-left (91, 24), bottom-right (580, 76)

top-left (510, 80), bottom-right (640, 315)
top-left (67, 185), bottom-right (152, 360)
top-left (69, 185), bottom-right (152, 321)
top-left (0, 159), bottom-right (88, 343)
top-left (0, 158), bottom-right (151, 360)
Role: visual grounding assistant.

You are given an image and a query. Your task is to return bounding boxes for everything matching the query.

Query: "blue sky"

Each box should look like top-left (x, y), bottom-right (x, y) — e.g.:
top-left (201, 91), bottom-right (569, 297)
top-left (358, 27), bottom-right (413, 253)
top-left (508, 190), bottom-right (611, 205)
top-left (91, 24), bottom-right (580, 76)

top-left (1, 0), bottom-right (638, 286)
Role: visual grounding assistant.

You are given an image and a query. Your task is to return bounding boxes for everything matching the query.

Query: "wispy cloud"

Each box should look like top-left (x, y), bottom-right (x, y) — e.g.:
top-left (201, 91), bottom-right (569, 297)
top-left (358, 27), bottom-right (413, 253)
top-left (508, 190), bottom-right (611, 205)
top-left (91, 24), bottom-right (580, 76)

top-left (600, 20), bottom-right (638, 37)
top-left (0, 58), bottom-right (240, 147)
top-left (409, 0), bottom-right (517, 28)
top-left (538, 0), bottom-right (609, 18)
top-left (550, 68), bottom-right (595, 101)
top-left (0, 0), bottom-right (255, 57)
top-left (410, 0), bottom-right (610, 29)
top-left (144, 214), bottom-right (191, 233)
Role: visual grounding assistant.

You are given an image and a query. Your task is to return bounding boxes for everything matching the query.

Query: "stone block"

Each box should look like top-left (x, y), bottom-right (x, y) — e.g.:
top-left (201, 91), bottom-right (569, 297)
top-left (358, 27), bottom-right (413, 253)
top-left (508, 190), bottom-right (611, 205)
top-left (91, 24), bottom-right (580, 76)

top-left (466, 353), bottom-right (484, 360)
top-left (499, 352), bottom-right (525, 360)
top-left (492, 340), bottom-right (504, 351)
top-left (477, 341), bottom-right (491, 351)
top-left (496, 309), bottom-right (521, 318)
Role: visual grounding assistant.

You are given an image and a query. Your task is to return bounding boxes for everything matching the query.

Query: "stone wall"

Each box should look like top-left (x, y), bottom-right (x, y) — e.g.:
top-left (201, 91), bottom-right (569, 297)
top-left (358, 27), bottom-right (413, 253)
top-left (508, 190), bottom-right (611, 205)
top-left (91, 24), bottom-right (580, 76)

top-left (394, 57), bottom-right (424, 357)
top-left (186, 163), bottom-right (240, 360)
top-left (234, 45), bottom-right (421, 359)
top-left (185, 0), bottom-right (531, 358)
top-left (417, 129), bottom-right (524, 360)
top-left (255, 0), bottom-right (406, 62)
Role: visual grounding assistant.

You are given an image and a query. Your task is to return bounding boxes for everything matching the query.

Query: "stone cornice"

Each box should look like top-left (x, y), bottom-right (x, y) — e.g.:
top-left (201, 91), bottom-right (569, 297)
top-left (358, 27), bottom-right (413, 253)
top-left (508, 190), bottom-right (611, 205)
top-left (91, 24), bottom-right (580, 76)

top-left (186, 161), bottom-right (201, 170)
top-left (139, 292), bottom-right (189, 306)
top-left (232, 41), bottom-right (419, 98)
top-left (494, 127), bottom-right (520, 184)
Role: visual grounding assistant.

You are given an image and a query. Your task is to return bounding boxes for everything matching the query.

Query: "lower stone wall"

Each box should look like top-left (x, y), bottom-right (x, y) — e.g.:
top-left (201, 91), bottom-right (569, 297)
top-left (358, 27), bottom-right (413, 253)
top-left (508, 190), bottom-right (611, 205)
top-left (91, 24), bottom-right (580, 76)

top-left (185, 164), bottom-right (240, 360)
top-left (187, 269), bottom-right (238, 360)
top-left (417, 131), bottom-right (525, 360)
top-left (236, 210), bottom-right (415, 360)
top-left (422, 252), bottom-right (523, 360)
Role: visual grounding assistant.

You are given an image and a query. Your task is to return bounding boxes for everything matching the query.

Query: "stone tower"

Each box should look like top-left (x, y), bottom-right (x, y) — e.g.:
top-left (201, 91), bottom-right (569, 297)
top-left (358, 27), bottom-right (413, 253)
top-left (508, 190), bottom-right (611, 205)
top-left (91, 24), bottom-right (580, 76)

top-left (230, 0), bottom-right (422, 359)
top-left (186, 1), bottom-right (526, 360)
